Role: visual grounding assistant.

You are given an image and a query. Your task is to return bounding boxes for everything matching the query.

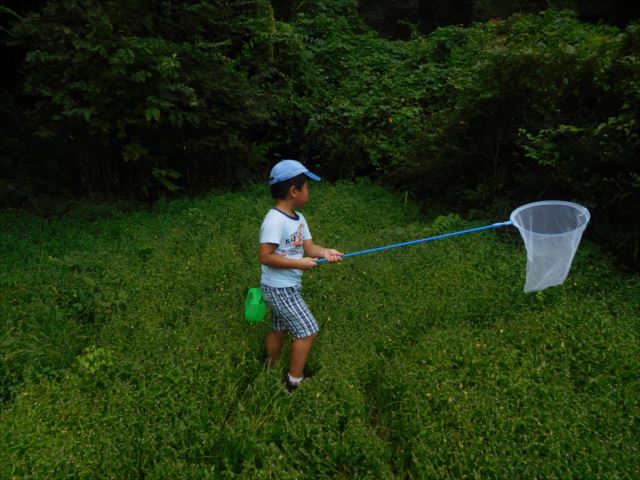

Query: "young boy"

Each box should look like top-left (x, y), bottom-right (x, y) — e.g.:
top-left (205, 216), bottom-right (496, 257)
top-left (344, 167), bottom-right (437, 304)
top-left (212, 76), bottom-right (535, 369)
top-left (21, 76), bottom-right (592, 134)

top-left (259, 159), bottom-right (343, 392)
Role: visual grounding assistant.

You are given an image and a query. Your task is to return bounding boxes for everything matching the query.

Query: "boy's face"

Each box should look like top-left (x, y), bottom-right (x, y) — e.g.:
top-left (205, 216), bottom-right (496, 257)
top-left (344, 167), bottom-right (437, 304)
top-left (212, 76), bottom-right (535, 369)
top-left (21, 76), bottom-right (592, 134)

top-left (291, 181), bottom-right (309, 207)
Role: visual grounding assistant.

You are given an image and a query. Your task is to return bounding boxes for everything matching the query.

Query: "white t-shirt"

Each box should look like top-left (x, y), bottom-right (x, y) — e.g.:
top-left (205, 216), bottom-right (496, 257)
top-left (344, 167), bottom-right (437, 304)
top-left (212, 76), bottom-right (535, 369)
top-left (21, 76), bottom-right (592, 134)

top-left (260, 208), bottom-right (312, 287)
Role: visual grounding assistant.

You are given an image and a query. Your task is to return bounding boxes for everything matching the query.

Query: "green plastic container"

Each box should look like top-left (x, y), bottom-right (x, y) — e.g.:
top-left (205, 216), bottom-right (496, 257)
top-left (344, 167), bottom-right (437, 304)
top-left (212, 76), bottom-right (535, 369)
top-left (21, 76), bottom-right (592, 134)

top-left (245, 287), bottom-right (267, 324)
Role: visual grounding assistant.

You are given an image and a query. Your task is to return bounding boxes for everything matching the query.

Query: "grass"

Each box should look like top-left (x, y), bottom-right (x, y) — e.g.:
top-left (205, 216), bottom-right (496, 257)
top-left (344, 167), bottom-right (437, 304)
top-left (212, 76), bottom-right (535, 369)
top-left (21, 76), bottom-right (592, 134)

top-left (1, 180), bottom-right (639, 478)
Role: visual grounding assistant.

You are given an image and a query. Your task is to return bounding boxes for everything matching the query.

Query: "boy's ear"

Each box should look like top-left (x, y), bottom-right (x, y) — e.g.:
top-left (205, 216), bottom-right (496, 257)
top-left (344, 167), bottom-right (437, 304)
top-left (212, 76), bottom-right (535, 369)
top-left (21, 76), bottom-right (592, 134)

top-left (289, 183), bottom-right (304, 197)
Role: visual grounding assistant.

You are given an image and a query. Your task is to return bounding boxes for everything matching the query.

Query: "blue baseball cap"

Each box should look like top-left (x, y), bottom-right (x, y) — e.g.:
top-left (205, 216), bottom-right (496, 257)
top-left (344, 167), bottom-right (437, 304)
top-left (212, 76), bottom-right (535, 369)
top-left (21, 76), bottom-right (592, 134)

top-left (269, 159), bottom-right (321, 186)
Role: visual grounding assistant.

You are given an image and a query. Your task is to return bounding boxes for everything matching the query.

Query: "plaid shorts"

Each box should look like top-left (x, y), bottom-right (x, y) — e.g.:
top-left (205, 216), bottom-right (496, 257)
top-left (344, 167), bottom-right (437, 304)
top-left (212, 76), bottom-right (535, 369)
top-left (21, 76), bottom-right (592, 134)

top-left (261, 284), bottom-right (319, 339)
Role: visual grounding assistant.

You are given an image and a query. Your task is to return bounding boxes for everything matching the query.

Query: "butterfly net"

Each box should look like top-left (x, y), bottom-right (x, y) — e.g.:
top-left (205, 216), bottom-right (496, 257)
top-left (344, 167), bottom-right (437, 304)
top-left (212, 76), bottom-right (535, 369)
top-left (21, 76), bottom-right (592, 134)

top-left (510, 201), bottom-right (590, 292)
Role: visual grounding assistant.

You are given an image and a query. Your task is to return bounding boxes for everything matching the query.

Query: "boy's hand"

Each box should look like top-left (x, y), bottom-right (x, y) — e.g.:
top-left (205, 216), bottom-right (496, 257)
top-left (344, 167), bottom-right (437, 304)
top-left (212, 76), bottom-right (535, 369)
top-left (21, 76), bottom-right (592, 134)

top-left (324, 249), bottom-right (344, 263)
top-left (299, 257), bottom-right (319, 270)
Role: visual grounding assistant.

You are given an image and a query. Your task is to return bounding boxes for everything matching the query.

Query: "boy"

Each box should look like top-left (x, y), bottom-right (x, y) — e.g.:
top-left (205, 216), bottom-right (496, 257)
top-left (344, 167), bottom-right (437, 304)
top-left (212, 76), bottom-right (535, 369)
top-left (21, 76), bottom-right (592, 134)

top-left (259, 159), bottom-right (343, 392)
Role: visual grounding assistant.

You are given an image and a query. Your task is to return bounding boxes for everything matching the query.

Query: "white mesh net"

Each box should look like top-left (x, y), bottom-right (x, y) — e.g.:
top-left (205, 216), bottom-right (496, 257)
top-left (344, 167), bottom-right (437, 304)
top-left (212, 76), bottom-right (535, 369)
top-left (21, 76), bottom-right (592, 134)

top-left (510, 201), bottom-right (590, 292)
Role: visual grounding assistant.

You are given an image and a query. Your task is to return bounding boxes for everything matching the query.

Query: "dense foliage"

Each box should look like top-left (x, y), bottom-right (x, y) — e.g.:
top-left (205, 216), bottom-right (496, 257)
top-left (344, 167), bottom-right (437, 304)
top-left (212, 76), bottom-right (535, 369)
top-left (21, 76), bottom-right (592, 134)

top-left (357, 0), bottom-right (640, 38)
top-left (1, 181), bottom-right (638, 477)
top-left (3, 0), bottom-right (300, 195)
top-left (1, 2), bottom-right (639, 266)
top-left (292, 7), bottom-right (640, 267)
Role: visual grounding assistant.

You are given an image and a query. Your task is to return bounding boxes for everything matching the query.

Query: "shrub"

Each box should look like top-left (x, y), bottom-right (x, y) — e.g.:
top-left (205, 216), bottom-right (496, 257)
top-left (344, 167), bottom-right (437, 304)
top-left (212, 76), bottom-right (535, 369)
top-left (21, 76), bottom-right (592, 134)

top-left (5, 0), bottom-right (303, 196)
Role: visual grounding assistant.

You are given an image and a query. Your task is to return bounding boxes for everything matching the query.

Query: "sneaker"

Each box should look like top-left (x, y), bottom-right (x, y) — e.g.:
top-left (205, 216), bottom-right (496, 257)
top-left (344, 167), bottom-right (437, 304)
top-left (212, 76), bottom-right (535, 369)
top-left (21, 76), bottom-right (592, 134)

top-left (284, 374), bottom-right (307, 393)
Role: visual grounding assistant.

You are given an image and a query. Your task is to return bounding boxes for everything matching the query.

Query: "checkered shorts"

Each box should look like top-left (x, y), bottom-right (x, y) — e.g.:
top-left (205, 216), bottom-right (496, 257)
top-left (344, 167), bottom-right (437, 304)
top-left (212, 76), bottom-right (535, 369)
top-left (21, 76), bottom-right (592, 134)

top-left (260, 284), bottom-right (319, 339)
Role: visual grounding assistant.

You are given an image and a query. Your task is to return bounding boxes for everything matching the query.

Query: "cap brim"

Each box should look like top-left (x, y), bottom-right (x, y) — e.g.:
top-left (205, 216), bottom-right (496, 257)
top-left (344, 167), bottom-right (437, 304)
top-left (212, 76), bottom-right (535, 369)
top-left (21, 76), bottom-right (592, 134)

top-left (304, 171), bottom-right (321, 182)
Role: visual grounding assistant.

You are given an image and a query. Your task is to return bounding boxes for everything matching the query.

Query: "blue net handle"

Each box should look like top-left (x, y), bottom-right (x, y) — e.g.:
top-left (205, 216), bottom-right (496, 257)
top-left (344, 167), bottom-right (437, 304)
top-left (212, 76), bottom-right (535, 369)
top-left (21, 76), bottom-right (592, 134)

top-left (316, 221), bottom-right (513, 264)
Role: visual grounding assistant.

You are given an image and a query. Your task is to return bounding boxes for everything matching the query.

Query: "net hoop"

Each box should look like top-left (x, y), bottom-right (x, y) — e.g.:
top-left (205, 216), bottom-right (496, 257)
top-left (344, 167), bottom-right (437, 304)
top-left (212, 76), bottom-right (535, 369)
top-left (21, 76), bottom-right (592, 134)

top-left (510, 200), bottom-right (590, 237)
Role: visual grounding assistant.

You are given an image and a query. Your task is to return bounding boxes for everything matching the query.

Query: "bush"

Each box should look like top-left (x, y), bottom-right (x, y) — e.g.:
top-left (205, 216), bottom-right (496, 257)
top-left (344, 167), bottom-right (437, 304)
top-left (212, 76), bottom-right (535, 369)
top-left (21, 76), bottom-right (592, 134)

top-left (3, 4), bottom-right (639, 267)
top-left (308, 10), bottom-right (639, 268)
top-left (4, 0), bottom-right (304, 196)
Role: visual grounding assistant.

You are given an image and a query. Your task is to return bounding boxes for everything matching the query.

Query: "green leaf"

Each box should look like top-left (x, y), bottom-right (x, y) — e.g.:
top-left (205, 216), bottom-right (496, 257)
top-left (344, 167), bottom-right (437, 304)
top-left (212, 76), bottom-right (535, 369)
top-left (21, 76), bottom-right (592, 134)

top-left (152, 168), bottom-right (181, 191)
top-left (145, 108), bottom-right (161, 123)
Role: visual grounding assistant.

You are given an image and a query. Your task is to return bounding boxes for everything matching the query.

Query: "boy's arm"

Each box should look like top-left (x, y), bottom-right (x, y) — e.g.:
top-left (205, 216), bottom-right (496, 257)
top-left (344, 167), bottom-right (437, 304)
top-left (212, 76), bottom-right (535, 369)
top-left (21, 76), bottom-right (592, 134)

top-left (303, 240), bottom-right (343, 263)
top-left (260, 243), bottom-right (318, 270)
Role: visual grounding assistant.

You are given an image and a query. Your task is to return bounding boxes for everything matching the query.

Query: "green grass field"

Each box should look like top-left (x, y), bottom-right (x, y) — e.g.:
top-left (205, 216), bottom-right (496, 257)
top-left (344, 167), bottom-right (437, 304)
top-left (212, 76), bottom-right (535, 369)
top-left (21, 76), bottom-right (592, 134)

top-left (1, 180), bottom-right (639, 478)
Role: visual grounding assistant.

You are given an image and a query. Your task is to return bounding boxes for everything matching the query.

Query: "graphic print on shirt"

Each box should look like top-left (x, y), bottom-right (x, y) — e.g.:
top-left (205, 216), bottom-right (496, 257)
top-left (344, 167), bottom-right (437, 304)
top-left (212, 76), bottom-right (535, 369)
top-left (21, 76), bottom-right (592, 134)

top-left (281, 224), bottom-right (304, 257)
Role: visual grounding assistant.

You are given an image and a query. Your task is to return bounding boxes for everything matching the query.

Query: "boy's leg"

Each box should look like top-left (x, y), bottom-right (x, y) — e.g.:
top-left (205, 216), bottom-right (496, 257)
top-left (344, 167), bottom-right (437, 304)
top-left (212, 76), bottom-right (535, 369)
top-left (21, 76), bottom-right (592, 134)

top-left (266, 330), bottom-right (286, 367)
top-left (289, 333), bottom-right (317, 378)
